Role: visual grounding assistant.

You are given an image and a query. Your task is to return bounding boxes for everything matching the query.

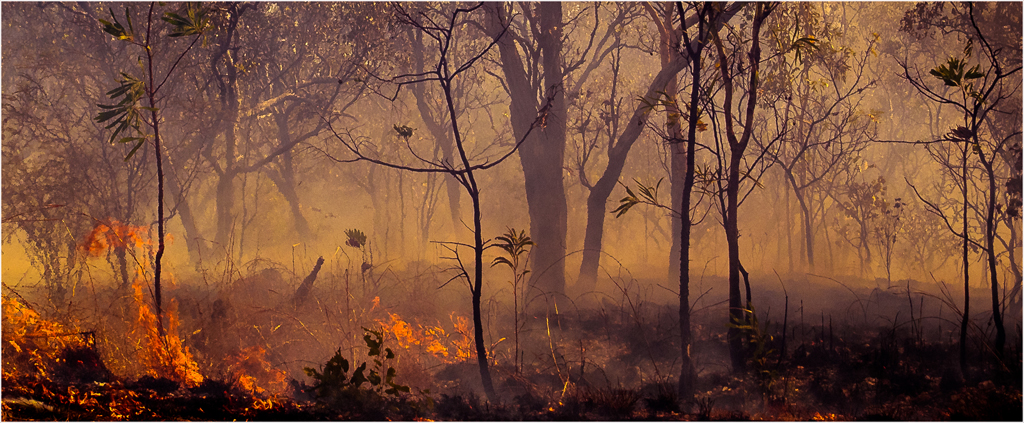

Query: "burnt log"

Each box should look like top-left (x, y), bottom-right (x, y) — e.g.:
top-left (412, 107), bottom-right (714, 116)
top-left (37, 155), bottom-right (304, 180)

top-left (292, 257), bottom-right (324, 308)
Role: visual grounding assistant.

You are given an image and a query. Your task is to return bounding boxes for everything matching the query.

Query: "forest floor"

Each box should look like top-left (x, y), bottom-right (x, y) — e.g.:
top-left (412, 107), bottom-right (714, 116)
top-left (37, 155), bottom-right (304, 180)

top-left (2, 265), bottom-right (1021, 420)
top-left (3, 310), bottom-right (1021, 421)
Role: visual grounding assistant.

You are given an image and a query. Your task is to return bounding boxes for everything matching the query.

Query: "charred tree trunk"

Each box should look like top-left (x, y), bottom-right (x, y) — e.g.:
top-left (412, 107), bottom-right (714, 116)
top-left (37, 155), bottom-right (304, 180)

top-left (677, 1), bottom-right (710, 398)
top-left (977, 148), bottom-right (1006, 359)
top-left (959, 140), bottom-right (970, 377)
top-left (712, 2), bottom-right (771, 372)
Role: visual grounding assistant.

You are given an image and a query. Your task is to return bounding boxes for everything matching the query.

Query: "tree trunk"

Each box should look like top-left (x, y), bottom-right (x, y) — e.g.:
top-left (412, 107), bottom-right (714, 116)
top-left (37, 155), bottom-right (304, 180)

top-left (784, 175), bottom-right (794, 273)
top-left (265, 154), bottom-right (312, 242)
top-left (211, 7), bottom-right (242, 255)
top-left (166, 161), bottom-right (204, 266)
top-left (270, 113), bottom-right (313, 241)
top-left (959, 141), bottom-right (970, 378)
top-left (576, 60), bottom-right (690, 292)
top-left (712, 2), bottom-right (770, 373)
top-left (978, 149), bottom-right (1005, 359)
top-left (677, 2), bottom-right (709, 398)
top-left (576, 14), bottom-right (694, 293)
top-left (214, 169), bottom-right (237, 252)
top-left (526, 2), bottom-right (569, 298)
top-left (410, 30), bottom-right (462, 235)
top-left (668, 85), bottom-right (686, 288)
top-left (725, 155), bottom-right (746, 372)
top-left (488, 3), bottom-right (568, 299)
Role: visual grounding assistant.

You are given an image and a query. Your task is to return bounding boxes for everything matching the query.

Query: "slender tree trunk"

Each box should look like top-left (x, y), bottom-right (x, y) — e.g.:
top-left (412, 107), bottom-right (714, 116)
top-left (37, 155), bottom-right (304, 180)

top-left (212, 8), bottom-right (241, 254)
top-left (266, 155), bottom-right (312, 242)
top-left (785, 175), bottom-right (794, 273)
top-left (410, 30), bottom-right (462, 234)
top-left (713, 2), bottom-right (770, 372)
top-left (579, 193), bottom-right (609, 293)
top-left (576, 11), bottom-right (695, 293)
top-left (725, 156), bottom-right (745, 371)
top-left (144, 5), bottom-right (166, 339)
top-left (677, 2), bottom-right (707, 396)
top-left (166, 163), bottom-right (204, 265)
top-left (576, 57), bottom-right (689, 292)
top-left (469, 188), bottom-right (496, 400)
top-left (438, 62), bottom-right (496, 400)
top-left (270, 113), bottom-right (313, 241)
top-left (214, 169), bottom-right (237, 252)
top-left (1004, 217), bottom-right (1022, 307)
top-left (978, 150), bottom-right (1005, 359)
top-left (959, 141), bottom-right (970, 377)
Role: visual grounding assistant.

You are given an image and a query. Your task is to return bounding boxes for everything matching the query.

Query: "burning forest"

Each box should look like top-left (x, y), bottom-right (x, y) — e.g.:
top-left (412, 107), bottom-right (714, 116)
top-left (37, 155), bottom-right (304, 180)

top-left (1, 2), bottom-right (1022, 421)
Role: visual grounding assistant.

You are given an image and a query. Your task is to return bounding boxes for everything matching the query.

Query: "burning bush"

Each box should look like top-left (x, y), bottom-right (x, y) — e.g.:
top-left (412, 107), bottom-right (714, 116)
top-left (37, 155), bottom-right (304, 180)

top-left (226, 346), bottom-right (288, 395)
top-left (1, 296), bottom-right (91, 379)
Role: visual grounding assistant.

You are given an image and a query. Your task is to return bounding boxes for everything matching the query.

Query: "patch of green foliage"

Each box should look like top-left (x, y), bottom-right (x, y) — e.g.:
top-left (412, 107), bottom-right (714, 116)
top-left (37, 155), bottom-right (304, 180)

top-left (303, 327), bottom-right (411, 408)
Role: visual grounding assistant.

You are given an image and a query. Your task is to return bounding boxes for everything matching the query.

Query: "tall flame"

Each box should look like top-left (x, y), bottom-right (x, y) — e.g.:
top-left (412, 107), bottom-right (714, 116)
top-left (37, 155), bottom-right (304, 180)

top-left (77, 217), bottom-right (202, 387)
top-left (131, 276), bottom-right (203, 387)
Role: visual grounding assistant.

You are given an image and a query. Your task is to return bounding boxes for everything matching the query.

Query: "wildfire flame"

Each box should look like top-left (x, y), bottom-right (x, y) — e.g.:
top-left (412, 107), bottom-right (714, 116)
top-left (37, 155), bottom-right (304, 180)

top-left (226, 345), bottom-right (287, 395)
top-left (77, 217), bottom-right (203, 387)
top-left (78, 219), bottom-right (152, 257)
top-left (130, 277), bottom-right (203, 387)
top-left (378, 311), bottom-right (472, 364)
top-left (1, 297), bottom-right (88, 378)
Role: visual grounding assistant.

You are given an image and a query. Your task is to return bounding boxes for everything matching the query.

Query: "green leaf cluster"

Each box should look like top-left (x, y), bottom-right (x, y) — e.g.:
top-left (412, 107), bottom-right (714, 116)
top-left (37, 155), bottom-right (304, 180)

top-left (99, 9), bottom-right (135, 42)
top-left (930, 57), bottom-right (984, 88)
top-left (612, 178), bottom-right (664, 218)
top-left (303, 327), bottom-right (410, 403)
top-left (162, 3), bottom-right (211, 37)
top-left (930, 41), bottom-right (985, 99)
top-left (727, 304), bottom-right (780, 395)
top-left (95, 73), bottom-right (149, 160)
top-left (345, 228), bottom-right (367, 248)
top-left (490, 227), bottom-right (533, 271)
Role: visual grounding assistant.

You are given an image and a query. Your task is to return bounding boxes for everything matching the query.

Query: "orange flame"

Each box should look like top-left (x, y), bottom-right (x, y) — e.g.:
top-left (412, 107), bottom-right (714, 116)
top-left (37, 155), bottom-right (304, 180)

top-left (226, 345), bottom-right (287, 395)
top-left (78, 220), bottom-right (151, 257)
top-left (1, 297), bottom-right (88, 378)
top-left (378, 311), bottom-right (472, 364)
top-left (131, 277), bottom-right (203, 387)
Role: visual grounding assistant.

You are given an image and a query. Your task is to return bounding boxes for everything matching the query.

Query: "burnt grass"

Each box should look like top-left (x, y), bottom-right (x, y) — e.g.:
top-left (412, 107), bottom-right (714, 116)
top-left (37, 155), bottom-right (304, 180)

top-left (3, 306), bottom-right (1021, 421)
top-left (3, 269), bottom-right (1022, 421)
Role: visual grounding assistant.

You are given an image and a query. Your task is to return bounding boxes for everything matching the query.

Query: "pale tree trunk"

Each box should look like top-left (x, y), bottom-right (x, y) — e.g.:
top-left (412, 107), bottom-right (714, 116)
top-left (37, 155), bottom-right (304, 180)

top-left (211, 8), bottom-right (242, 254)
top-left (265, 152), bottom-right (312, 242)
top-left (488, 3), bottom-right (568, 299)
top-left (410, 30), bottom-right (462, 234)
